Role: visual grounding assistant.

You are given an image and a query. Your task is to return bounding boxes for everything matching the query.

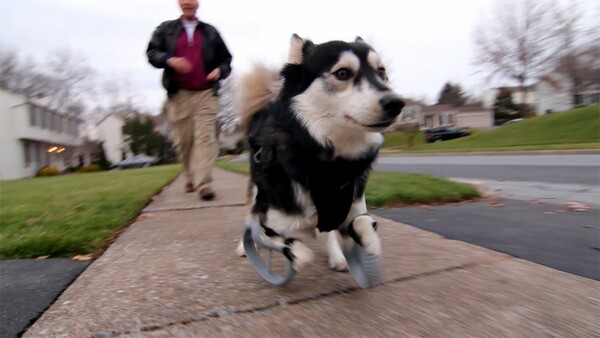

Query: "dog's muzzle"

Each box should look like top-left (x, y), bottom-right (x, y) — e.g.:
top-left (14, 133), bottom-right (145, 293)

top-left (379, 94), bottom-right (405, 120)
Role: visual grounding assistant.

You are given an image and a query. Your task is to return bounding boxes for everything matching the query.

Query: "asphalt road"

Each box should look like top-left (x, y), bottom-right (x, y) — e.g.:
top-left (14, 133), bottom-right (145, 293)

top-left (0, 260), bottom-right (89, 338)
top-left (375, 154), bottom-right (600, 206)
top-left (373, 199), bottom-right (600, 281)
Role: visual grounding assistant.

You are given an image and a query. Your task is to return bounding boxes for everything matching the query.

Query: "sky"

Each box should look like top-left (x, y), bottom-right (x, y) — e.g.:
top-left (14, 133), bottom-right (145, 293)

top-left (0, 0), bottom-right (596, 116)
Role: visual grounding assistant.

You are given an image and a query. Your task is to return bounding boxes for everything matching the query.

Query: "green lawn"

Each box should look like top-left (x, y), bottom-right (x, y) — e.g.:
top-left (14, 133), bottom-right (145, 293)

top-left (0, 164), bottom-right (181, 259)
top-left (215, 160), bottom-right (480, 208)
top-left (383, 105), bottom-right (600, 152)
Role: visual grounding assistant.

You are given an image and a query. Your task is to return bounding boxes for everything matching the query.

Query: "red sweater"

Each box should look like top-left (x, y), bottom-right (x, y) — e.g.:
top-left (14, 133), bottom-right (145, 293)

top-left (172, 29), bottom-right (209, 90)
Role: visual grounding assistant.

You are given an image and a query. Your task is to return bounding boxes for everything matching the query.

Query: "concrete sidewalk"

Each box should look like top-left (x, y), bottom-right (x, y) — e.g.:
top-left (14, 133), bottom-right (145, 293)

top-left (25, 169), bottom-right (599, 337)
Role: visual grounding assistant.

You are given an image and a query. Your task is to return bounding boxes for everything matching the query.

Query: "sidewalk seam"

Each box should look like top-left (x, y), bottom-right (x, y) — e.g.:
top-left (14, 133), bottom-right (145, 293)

top-left (100, 258), bottom-right (504, 337)
top-left (142, 203), bottom-right (246, 213)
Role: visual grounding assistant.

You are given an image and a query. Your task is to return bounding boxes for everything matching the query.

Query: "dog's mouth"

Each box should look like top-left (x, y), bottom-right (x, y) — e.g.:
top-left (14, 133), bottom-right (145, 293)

top-left (344, 115), bottom-right (394, 131)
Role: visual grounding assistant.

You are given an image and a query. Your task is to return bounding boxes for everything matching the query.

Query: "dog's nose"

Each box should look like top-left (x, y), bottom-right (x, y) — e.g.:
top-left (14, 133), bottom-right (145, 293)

top-left (379, 95), bottom-right (405, 118)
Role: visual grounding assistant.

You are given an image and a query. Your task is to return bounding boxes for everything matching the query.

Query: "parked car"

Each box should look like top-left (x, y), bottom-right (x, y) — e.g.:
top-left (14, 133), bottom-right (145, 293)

top-left (502, 118), bottom-right (525, 126)
top-left (110, 155), bottom-right (159, 170)
top-left (424, 126), bottom-right (471, 143)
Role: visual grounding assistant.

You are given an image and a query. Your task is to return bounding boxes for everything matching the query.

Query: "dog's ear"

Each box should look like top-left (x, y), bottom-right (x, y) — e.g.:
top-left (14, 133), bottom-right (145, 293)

top-left (288, 34), bottom-right (314, 65)
top-left (355, 36), bottom-right (365, 43)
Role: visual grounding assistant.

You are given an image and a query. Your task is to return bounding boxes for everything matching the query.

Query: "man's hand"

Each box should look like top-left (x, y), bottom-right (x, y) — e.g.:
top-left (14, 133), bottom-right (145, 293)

top-left (206, 68), bottom-right (221, 82)
top-left (167, 57), bottom-right (192, 74)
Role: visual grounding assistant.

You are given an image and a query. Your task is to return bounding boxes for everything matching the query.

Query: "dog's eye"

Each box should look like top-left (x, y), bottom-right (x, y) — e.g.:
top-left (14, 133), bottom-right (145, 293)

top-left (377, 67), bottom-right (387, 80)
top-left (333, 68), bottom-right (353, 81)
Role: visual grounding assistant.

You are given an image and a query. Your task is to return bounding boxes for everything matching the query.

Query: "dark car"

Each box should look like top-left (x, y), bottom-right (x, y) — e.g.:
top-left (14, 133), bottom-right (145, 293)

top-left (110, 155), bottom-right (159, 170)
top-left (424, 126), bottom-right (471, 143)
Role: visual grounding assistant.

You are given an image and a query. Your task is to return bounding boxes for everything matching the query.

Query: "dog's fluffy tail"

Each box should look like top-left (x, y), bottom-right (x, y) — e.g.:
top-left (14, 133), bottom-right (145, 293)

top-left (235, 63), bottom-right (282, 134)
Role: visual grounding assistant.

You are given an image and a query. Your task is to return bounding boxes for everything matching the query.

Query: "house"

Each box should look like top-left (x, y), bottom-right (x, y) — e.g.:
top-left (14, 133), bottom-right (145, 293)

top-left (420, 103), bottom-right (493, 129)
top-left (0, 89), bottom-right (83, 180)
top-left (95, 113), bottom-right (132, 164)
top-left (95, 111), bottom-right (173, 165)
top-left (483, 72), bottom-right (599, 115)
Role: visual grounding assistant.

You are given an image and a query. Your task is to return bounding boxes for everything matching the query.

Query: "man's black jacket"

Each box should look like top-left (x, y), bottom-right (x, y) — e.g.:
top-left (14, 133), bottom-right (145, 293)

top-left (146, 19), bottom-right (232, 96)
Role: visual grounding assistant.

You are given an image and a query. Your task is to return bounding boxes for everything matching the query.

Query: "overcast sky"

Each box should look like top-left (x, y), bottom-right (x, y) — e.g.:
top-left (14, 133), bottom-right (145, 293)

top-left (0, 0), bottom-right (596, 116)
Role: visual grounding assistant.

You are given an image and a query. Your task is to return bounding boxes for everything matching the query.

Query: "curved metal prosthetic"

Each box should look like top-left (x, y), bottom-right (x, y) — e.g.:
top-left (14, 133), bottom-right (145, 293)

top-left (243, 220), bottom-right (296, 286)
top-left (343, 239), bottom-right (383, 289)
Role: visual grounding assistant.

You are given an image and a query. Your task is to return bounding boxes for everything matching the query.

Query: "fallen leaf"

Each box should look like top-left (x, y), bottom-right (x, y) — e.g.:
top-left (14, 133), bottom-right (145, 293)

top-left (526, 200), bottom-right (546, 205)
top-left (36, 256), bottom-right (49, 260)
top-left (135, 213), bottom-right (156, 222)
top-left (490, 202), bottom-right (504, 207)
top-left (543, 211), bottom-right (555, 215)
top-left (566, 202), bottom-right (591, 212)
top-left (72, 254), bottom-right (93, 261)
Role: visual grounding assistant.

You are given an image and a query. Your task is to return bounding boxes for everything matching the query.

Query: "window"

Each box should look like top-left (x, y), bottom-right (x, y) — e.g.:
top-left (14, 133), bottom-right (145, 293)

top-left (48, 112), bottom-right (55, 131)
top-left (23, 141), bottom-right (31, 165)
top-left (57, 116), bottom-right (64, 133)
top-left (29, 106), bottom-right (37, 126)
top-left (40, 109), bottom-right (47, 129)
top-left (33, 142), bottom-right (41, 164)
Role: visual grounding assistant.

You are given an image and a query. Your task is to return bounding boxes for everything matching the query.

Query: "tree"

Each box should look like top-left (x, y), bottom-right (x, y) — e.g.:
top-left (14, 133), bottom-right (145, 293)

top-left (44, 49), bottom-right (95, 117)
top-left (552, 2), bottom-right (598, 106)
top-left (493, 88), bottom-right (521, 122)
top-left (96, 142), bottom-right (111, 170)
top-left (437, 82), bottom-right (467, 106)
top-left (121, 115), bottom-right (172, 157)
top-left (474, 0), bottom-right (566, 116)
top-left (0, 47), bottom-right (95, 118)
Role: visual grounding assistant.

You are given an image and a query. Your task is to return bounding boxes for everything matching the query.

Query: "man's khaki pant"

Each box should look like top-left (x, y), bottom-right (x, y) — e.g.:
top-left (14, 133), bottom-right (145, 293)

top-left (166, 89), bottom-right (219, 190)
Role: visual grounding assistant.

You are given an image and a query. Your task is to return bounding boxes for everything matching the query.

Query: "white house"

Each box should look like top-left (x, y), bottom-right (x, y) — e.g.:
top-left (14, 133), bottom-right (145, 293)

top-left (0, 89), bottom-right (82, 180)
top-left (535, 74), bottom-right (573, 115)
top-left (482, 71), bottom-right (599, 116)
top-left (95, 113), bottom-right (131, 164)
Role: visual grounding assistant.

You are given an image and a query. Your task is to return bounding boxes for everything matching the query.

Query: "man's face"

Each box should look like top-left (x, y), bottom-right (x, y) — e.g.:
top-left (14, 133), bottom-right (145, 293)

top-left (179, 0), bottom-right (198, 19)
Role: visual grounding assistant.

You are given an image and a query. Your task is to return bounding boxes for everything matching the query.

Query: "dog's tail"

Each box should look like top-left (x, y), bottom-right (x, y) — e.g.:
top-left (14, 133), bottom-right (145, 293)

top-left (234, 63), bottom-right (282, 134)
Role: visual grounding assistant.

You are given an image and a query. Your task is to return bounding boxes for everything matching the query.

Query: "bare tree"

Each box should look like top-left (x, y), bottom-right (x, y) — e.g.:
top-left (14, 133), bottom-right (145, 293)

top-left (0, 47), bottom-right (20, 91)
top-left (554, 4), bottom-right (600, 106)
top-left (1, 47), bottom-right (96, 118)
top-left (44, 48), bottom-right (96, 117)
top-left (0, 48), bottom-right (53, 98)
top-left (474, 0), bottom-right (565, 115)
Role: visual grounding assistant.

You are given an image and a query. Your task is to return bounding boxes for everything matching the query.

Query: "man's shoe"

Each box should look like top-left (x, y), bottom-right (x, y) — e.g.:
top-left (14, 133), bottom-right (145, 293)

top-left (199, 186), bottom-right (216, 201)
top-left (185, 183), bottom-right (195, 193)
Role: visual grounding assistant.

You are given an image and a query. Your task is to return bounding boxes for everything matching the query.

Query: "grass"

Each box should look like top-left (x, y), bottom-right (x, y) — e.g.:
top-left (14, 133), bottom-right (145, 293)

top-left (0, 164), bottom-right (181, 259)
top-left (215, 160), bottom-right (480, 208)
top-left (383, 105), bottom-right (600, 152)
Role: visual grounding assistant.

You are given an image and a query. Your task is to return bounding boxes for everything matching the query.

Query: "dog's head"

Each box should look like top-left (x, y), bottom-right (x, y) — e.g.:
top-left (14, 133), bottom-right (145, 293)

top-left (287, 34), bottom-right (404, 136)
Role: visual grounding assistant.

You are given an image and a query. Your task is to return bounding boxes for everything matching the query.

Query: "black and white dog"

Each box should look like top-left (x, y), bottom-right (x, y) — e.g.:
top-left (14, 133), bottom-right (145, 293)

top-left (235, 34), bottom-right (404, 272)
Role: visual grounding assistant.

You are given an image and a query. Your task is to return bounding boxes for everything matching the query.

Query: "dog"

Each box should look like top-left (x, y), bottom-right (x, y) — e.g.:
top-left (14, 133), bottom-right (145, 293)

top-left (235, 34), bottom-right (404, 273)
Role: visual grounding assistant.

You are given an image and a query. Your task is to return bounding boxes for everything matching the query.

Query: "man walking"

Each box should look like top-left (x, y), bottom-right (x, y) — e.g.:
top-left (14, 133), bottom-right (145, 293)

top-left (147, 0), bottom-right (232, 200)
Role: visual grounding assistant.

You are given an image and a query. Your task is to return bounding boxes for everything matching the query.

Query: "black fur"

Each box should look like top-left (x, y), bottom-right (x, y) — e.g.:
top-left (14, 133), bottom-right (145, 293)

top-left (249, 40), bottom-right (385, 233)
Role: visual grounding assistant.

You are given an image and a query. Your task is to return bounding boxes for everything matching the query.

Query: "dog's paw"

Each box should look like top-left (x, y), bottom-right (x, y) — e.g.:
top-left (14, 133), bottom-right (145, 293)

top-left (289, 240), bottom-right (314, 271)
top-left (235, 239), bottom-right (246, 257)
top-left (353, 216), bottom-right (382, 256)
top-left (329, 255), bottom-right (349, 272)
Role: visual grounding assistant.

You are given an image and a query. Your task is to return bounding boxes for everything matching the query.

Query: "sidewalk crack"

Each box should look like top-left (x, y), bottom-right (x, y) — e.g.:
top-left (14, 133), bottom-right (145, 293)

top-left (100, 258), bottom-right (501, 337)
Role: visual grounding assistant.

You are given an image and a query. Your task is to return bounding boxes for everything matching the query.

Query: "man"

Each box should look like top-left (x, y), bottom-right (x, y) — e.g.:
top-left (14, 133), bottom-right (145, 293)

top-left (147, 0), bottom-right (232, 200)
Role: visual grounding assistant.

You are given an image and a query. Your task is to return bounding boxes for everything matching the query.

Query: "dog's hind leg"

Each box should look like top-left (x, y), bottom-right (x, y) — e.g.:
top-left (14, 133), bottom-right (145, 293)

top-left (327, 230), bottom-right (348, 271)
top-left (244, 214), bottom-right (314, 272)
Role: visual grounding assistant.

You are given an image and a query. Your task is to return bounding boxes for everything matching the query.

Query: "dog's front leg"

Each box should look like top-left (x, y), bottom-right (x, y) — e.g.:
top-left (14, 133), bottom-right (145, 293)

top-left (347, 214), bottom-right (381, 256)
top-left (341, 196), bottom-right (381, 257)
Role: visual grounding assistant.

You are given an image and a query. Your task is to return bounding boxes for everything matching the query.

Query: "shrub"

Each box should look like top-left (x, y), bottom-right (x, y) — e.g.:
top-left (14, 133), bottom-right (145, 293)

top-left (36, 166), bottom-right (60, 177)
top-left (81, 164), bottom-right (101, 173)
top-left (62, 166), bottom-right (81, 174)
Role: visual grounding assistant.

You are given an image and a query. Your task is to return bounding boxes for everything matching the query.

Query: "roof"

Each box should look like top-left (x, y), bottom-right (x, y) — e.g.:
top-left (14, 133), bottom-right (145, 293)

top-left (457, 103), bottom-right (489, 113)
top-left (421, 104), bottom-right (457, 114)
